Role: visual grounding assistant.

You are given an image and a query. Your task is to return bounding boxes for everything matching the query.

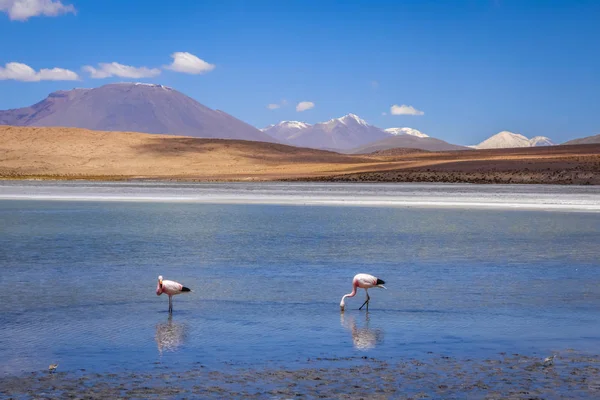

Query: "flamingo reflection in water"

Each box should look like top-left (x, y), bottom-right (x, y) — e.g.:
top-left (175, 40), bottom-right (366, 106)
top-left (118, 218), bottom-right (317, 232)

top-left (155, 315), bottom-right (188, 355)
top-left (340, 312), bottom-right (384, 350)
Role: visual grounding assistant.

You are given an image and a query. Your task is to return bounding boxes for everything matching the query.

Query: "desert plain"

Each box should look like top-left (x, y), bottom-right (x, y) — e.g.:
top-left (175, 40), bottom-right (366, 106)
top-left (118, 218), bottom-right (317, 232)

top-left (1, 125), bottom-right (599, 184)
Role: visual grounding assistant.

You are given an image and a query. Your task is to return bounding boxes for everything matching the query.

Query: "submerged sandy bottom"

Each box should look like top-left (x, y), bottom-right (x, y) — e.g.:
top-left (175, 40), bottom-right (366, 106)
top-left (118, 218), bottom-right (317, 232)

top-left (2, 352), bottom-right (599, 399)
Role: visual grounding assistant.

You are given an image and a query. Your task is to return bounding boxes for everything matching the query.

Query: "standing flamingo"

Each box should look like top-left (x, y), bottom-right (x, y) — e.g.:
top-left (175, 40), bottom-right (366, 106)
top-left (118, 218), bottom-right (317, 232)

top-left (156, 275), bottom-right (191, 313)
top-left (340, 273), bottom-right (386, 312)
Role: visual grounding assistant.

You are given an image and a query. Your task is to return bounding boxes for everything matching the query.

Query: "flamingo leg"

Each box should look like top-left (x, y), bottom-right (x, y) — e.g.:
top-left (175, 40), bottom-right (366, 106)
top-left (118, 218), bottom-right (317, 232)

top-left (359, 290), bottom-right (370, 311)
top-left (168, 296), bottom-right (173, 313)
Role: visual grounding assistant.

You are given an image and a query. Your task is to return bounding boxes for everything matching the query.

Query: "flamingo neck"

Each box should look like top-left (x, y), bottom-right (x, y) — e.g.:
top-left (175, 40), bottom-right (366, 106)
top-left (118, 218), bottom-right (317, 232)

top-left (344, 284), bottom-right (358, 299)
top-left (340, 283), bottom-right (358, 308)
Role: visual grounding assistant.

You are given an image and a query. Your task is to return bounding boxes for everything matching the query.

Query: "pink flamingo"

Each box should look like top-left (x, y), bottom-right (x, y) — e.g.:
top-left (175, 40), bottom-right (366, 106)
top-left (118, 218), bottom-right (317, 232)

top-left (156, 275), bottom-right (191, 313)
top-left (340, 273), bottom-right (386, 312)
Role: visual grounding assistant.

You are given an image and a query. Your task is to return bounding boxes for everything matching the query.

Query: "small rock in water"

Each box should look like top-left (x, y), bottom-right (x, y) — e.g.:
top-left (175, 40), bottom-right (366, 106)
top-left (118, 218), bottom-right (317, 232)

top-left (543, 354), bottom-right (557, 366)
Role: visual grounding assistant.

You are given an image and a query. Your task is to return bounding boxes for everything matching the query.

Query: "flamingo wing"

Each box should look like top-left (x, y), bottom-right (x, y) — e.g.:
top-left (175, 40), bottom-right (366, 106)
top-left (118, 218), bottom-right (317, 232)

top-left (355, 273), bottom-right (378, 288)
top-left (161, 280), bottom-right (183, 294)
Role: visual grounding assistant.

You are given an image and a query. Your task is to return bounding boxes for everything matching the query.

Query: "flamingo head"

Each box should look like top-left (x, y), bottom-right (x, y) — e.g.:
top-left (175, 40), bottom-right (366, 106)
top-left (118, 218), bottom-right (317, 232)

top-left (156, 275), bottom-right (163, 295)
top-left (340, 298), bottom-right (345, 312)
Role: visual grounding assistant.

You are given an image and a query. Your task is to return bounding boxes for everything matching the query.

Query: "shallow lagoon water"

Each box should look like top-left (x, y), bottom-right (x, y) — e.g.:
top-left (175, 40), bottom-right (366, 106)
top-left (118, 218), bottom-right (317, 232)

top-left (1, 182), bottom-right (599, 396)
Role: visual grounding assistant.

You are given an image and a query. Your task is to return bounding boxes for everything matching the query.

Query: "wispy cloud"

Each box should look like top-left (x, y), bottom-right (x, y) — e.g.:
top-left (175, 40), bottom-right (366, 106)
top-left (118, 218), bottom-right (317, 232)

top-left (266, 99), bottom-right (288, 110)
top-left (83, 62), bottom-right (161, 79)
top-left (296, 101), bottom-right (315, 112)
top-left (0, 61), bottom-right (79, 81)
top-left (381, 112), bottom-right (387, 116)
top-left (371, 80), bottom-right (379, 89)
top-left (165, 52), bottom-right (215, 74)
top-left (390, 104), bottom-right (424, 116)
top-left (0, 0), bottom-right (75, 21)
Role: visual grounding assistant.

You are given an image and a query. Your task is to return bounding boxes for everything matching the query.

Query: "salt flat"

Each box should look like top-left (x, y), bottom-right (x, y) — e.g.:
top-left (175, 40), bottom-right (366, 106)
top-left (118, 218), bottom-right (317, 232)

top-left (1, 181), bottom-right (599, 211)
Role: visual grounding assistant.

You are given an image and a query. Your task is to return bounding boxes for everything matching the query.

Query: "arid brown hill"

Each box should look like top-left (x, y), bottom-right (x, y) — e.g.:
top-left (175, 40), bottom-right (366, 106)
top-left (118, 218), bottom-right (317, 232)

top-left (0, 125), bottom-right (385, 180)
top-left (349, 135), bottom-right (469, 153)
top-left (563, 134), bottom-right (600, 145)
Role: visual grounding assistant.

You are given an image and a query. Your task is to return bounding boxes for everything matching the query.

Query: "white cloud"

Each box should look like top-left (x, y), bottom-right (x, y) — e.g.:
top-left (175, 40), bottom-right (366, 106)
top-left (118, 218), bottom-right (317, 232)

top-left (296, 101), bottom-right (314, 112)
top-left (165, 52), bottom-right (215, 74)
top-left (390, 104), bottom-right (424, 116)
top-left (83, 62), bottom-right (161, 79)
top-left (0, 0), bottom-right (75, 21)
top-left (266, 99), bottom-right (288, 110)
top-left (0, 62), bottom-right (79, 81)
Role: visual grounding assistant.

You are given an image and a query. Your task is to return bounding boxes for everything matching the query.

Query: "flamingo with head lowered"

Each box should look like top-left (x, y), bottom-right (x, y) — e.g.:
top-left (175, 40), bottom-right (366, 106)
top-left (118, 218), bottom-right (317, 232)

top-left (156, 275), bottom-right (191, 313)
top-left (340, 273), bottom-right (386, 312)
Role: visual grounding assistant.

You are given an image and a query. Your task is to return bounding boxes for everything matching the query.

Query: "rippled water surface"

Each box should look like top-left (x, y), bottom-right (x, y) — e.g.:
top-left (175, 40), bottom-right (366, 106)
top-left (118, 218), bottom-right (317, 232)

top-left (1, 182), bottom-right (599, 377)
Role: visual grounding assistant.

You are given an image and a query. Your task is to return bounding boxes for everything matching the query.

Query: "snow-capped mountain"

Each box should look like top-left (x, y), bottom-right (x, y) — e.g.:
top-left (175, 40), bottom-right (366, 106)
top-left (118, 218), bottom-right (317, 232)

top-left (262, 114), bottom-right (389, 150)
top-left (261, 121), bottom-right (312, 142)
top-left (328, 113), bottom-right (368, 126)
top-left (473, 131), bottom-right (555, 149)
top-left (262, 114), bottom-right (470, 152)
top-left (261, 121), bottom-right (311, 131)
top-left (384, 127), bottom-right (429, 138)
top-left (528, 136), bottom-right (555, 147)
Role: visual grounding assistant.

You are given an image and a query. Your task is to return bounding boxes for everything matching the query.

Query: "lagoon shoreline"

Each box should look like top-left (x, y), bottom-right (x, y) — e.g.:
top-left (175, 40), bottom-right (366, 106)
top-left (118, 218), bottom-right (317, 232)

top-left (1, 181), bottom-right (599, 212)
top-left (2, 352), bottom-right (598, 399)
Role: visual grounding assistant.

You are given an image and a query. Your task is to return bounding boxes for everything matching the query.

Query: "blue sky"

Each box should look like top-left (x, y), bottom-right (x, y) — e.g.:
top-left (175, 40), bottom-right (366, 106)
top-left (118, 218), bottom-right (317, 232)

top-left (0, 0), bottom-right (599, 145)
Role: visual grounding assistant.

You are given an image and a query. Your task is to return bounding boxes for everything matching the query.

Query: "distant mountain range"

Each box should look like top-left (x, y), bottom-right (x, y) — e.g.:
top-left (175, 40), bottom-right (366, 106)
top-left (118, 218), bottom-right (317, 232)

top-left (262, 114), bottom-right (389, 150)
top-left (261, 114), bottom-right (458, 151)
top-left (1, 82), bottom-right (596, 154)
top-left (0, 82), bottom-right (276, 143)
top-left (472, 131), bottom-right (555, 149)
